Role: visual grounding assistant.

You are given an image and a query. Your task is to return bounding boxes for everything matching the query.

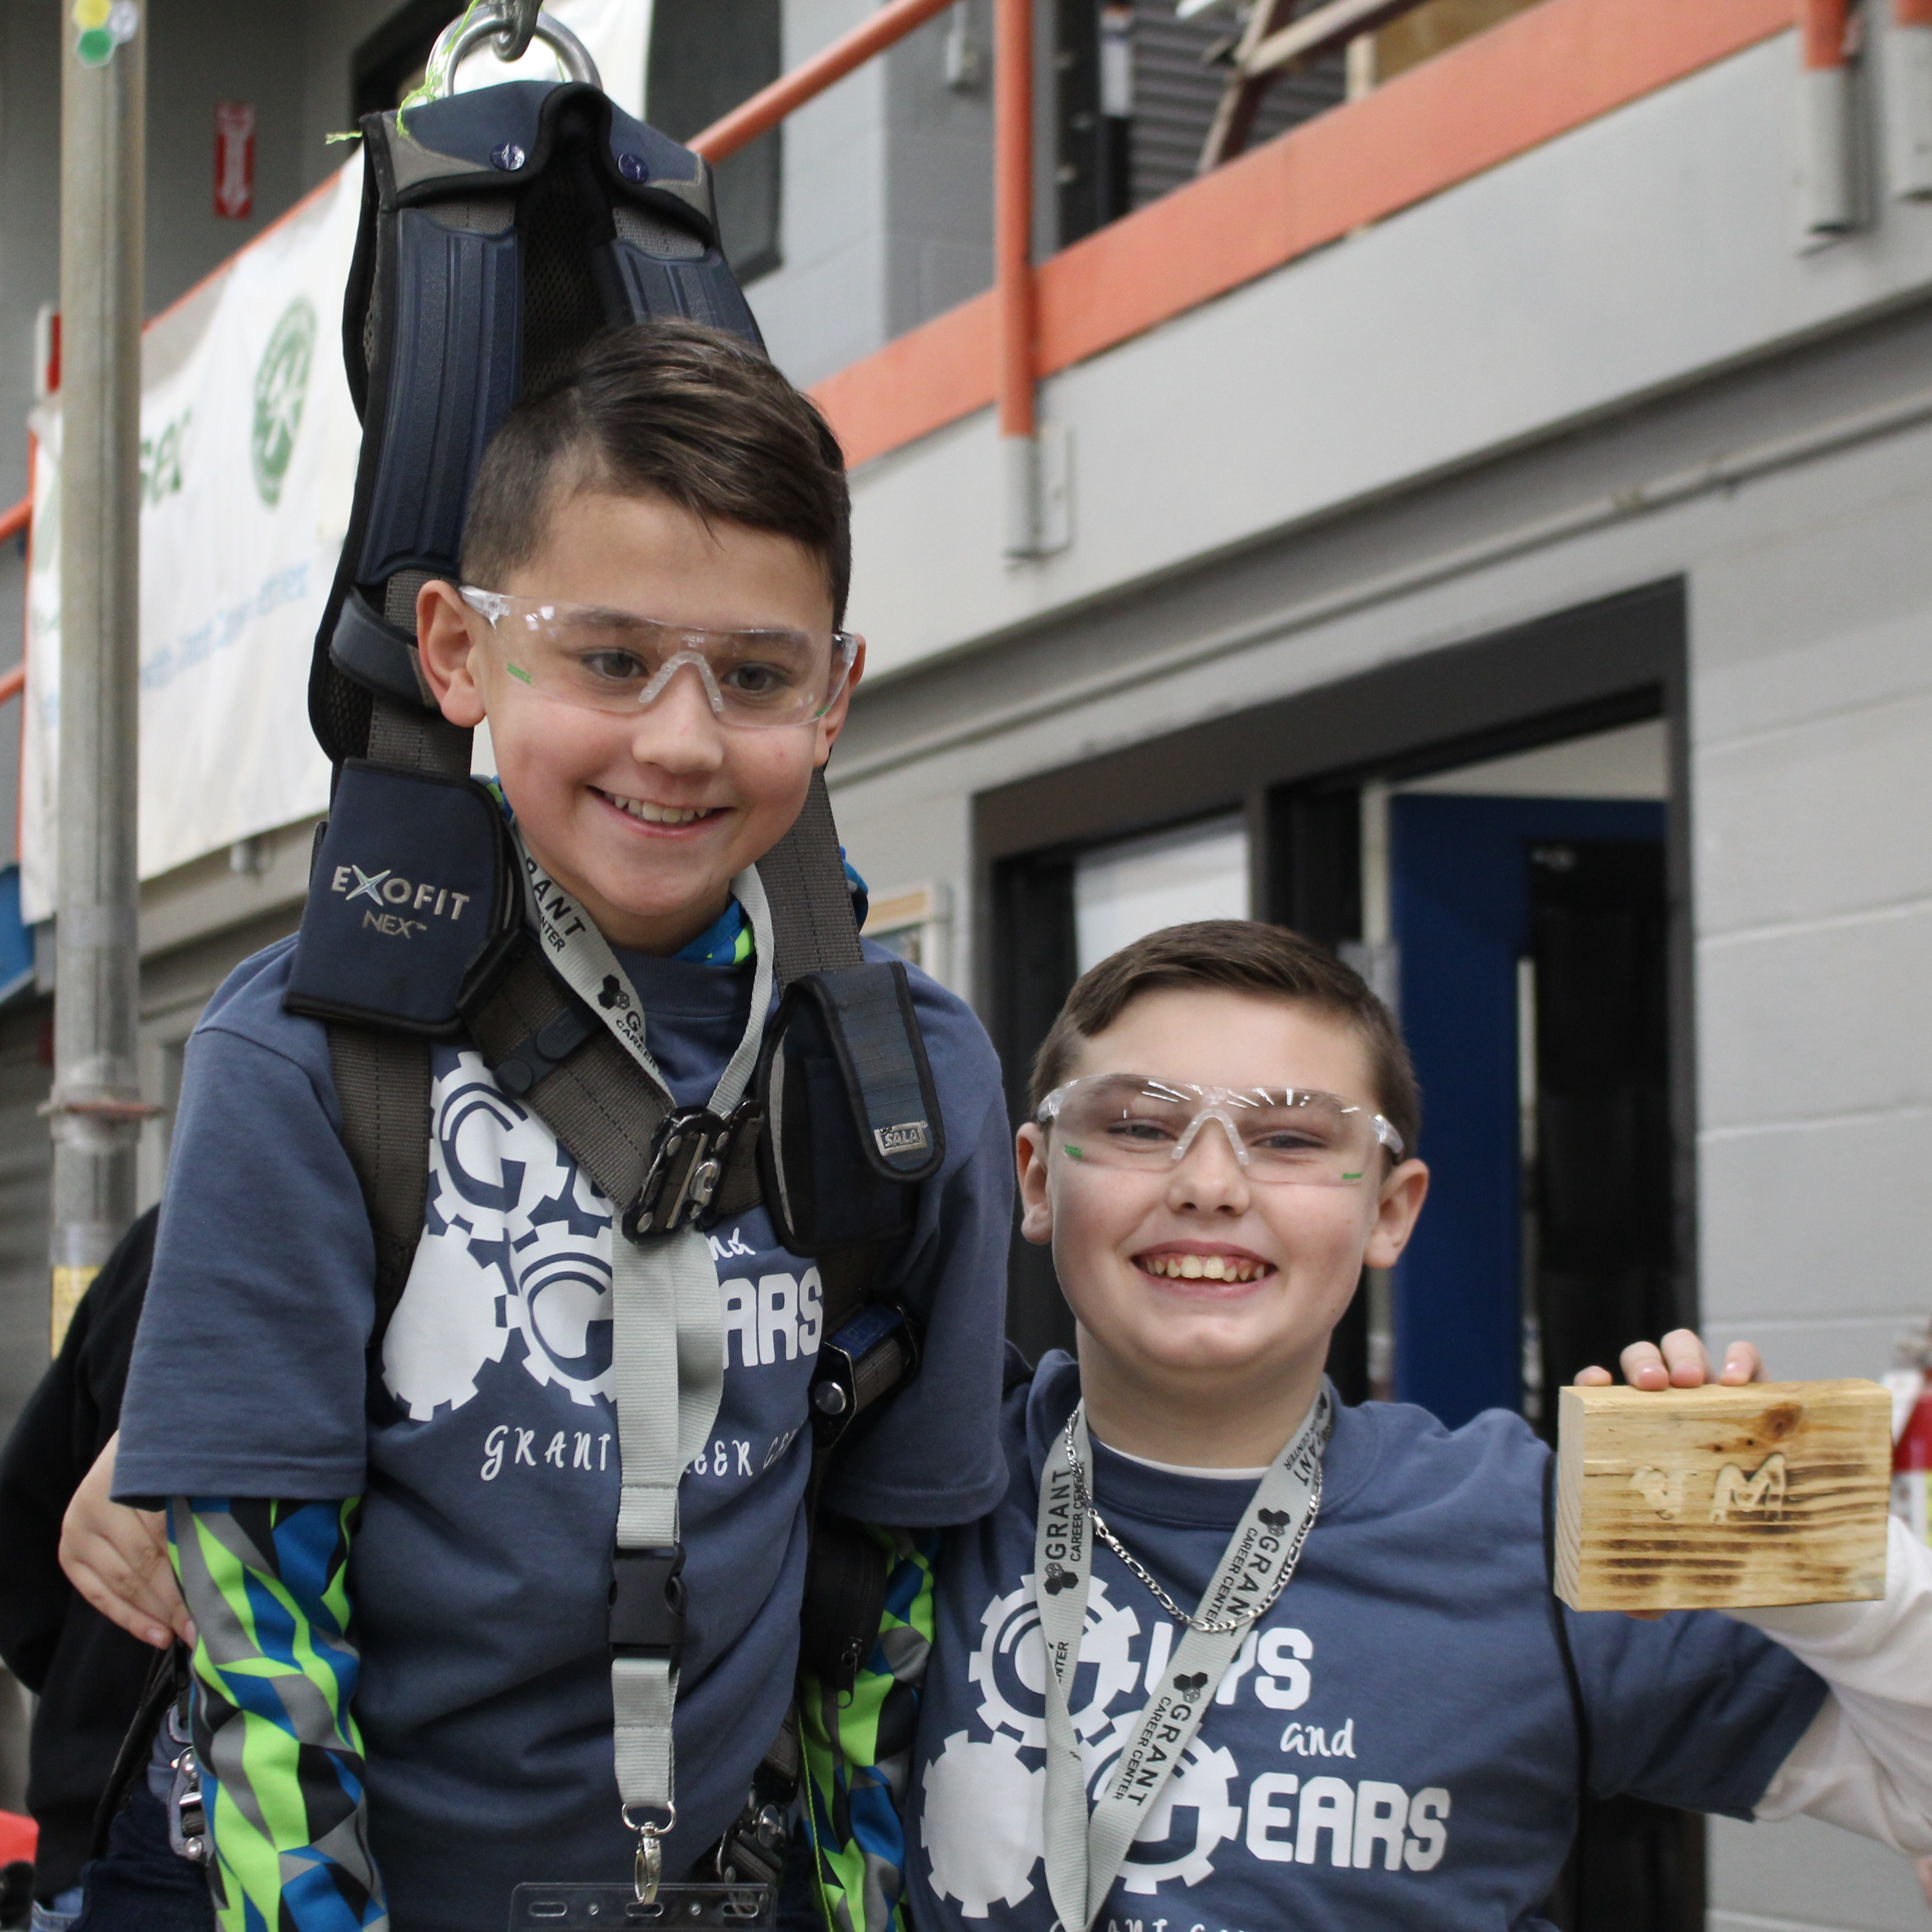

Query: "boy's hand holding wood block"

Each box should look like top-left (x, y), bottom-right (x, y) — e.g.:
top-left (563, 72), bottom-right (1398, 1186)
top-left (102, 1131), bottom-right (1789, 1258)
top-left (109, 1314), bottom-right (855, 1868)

top-left (1554, 1380), bottom-right (1893, 1613)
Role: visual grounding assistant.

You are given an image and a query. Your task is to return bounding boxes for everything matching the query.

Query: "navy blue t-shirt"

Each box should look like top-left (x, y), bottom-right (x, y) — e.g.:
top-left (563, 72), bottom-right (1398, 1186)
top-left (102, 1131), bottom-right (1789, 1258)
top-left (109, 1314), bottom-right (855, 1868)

top-left (908, 1353), bottom-right (1829, 1932)
top-left (116, 936), bottom-right (1012, 1932)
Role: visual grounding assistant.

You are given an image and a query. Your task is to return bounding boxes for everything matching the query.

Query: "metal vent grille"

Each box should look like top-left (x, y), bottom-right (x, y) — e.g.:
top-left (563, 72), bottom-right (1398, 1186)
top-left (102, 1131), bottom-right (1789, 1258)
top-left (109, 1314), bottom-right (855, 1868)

top-left (1130, 4), bottom-right (1346, 209)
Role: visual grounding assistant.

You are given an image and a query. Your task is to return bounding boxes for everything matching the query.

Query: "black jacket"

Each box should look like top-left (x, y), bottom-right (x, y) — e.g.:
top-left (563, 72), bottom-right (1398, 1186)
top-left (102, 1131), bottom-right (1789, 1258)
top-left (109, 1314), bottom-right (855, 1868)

top-left (0, 1209), bottom-right (161, 1898)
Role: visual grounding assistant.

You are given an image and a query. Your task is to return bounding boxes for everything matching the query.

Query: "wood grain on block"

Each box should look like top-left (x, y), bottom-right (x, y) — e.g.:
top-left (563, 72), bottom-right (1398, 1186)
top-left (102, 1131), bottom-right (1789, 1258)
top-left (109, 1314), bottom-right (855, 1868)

top-left (1554, 1380), bottom-right (1891, 1613)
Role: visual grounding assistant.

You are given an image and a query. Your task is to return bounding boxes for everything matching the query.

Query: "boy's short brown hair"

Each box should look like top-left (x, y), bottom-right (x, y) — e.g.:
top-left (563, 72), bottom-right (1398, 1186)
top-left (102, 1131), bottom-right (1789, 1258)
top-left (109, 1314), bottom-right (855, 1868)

top-left (1029, 920), bottom-right (1420, 1157)
top-left (460, 317), bottom-right (853, 624)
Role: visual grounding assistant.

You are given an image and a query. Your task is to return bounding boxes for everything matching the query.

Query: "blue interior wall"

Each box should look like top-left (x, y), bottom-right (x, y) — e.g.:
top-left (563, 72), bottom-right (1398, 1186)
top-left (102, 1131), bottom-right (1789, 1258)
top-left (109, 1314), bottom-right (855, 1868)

top-left (1390, 793), bottom-right (1665, 1429)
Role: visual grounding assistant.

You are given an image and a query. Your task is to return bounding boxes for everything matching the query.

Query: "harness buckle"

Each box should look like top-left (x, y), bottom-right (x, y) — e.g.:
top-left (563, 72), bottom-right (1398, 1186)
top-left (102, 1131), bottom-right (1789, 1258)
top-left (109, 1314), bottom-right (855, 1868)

top-left (624, 1103), bottom-right (760, 1239)
top-left (610, 1544), bottom-right (688, 1665)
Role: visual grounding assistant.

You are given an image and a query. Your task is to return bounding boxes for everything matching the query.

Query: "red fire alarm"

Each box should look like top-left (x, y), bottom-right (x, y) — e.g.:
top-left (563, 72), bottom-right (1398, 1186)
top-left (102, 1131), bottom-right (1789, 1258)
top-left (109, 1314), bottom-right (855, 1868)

top-left (214, 100), bottom-right (256, 220)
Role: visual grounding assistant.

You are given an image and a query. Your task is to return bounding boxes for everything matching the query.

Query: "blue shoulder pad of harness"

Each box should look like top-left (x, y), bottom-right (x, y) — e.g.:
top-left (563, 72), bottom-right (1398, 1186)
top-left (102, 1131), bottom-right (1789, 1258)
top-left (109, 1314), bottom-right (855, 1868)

top-left (284, 761), bottom-right (517, 1036)
top-left (756, 961), bottom-right (945, 1254)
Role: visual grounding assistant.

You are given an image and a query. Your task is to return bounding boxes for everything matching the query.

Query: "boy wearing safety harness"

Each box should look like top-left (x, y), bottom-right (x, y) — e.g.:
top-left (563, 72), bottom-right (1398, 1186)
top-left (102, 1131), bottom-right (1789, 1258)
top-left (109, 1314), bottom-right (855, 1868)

top-left (905, 920), bottom-right (1932, 1930)
top-left (110, 323), bottom-right (1011, 1932)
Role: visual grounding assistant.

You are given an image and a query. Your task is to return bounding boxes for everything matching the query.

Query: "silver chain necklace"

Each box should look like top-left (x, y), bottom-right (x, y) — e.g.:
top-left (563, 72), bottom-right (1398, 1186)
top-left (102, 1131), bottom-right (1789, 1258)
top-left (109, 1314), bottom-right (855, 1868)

top-left (1062, 1408), bottom-right (1323, 1636)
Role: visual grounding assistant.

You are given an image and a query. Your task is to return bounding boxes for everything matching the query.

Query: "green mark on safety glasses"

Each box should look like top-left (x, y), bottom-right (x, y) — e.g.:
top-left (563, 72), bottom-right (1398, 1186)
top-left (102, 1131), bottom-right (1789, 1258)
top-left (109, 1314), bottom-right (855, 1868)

top-left (508, 663), bottom-right (534, 685)
top-left (1064, 1144), bottom-right (1084, 1161)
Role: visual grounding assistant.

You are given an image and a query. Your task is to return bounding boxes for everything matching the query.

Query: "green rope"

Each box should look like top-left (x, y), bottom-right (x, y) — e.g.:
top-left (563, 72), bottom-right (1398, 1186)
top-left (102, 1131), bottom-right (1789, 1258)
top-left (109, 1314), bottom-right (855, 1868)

top-left (396, 0), bottom-right (496, 136)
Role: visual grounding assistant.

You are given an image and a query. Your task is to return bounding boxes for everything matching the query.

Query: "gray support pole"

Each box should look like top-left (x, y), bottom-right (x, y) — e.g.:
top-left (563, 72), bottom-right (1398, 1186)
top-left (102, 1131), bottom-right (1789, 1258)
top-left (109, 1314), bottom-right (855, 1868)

top-left (50, 1), bottom-right (148, 1354)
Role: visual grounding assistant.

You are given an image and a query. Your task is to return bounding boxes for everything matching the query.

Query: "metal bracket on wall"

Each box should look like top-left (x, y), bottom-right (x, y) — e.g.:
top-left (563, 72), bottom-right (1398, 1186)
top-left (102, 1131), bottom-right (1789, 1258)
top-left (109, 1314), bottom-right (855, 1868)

top-left (1002, 424), bottom-right (1073, 561)
top-left (1886, 4), bottom-right (1932, 198)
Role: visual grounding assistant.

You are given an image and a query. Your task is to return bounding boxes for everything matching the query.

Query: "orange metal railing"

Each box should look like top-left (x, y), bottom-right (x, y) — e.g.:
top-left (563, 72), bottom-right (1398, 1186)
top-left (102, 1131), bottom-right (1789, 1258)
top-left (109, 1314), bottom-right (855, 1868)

top-left (2, 490), bottom-right (26, 711)
top-left (2, 494), bottom-right (27, 712)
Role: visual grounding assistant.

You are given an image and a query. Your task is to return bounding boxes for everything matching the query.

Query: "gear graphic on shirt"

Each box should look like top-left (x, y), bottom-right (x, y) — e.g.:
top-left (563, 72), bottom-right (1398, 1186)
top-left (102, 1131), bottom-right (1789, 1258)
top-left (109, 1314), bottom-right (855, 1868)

top-left (381, 1052), bottom-right (618, 1419)
top-left (380, 1206), bottom-right (511, 1419)
top-left (509, 1236), bottom-right (614, 1406)
top-left (969, 1573), bottom-right (1143, 1747)
top-left (1089, 1734), bottom-right (1243, 1893)
top-left (920, 1729), bottom-right (1045, 1919)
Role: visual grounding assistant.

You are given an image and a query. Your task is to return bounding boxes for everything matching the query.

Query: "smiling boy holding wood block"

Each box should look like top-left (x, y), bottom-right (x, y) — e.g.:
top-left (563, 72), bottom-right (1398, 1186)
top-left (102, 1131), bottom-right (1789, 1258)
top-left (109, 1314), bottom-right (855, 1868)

top-left (899, 926), bottom-right (1932, 1932)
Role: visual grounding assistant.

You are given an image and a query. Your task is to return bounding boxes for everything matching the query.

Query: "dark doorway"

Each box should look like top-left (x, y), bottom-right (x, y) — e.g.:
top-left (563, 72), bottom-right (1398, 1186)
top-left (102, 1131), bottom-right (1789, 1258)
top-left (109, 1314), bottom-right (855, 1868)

top-left (1543, 1793), bottom-right (1706, 1932)
top-left (1390, 788), bottom-right (1699, 1932)
top-left (1389, 793), bottom-right (1672, 1427)
top-left (988, 849), bottom-right (1080, 1367)
top-left (1525, 837), bottom-right (1676, 1425)
top-left (1528, 837), bottom-right (1698, 1932)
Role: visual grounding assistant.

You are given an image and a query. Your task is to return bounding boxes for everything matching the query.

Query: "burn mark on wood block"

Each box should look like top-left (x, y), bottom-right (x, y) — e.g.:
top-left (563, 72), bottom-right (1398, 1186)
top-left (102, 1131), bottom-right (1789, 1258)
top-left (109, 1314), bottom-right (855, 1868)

top-left (1554, 1380), bottom-right (1891, 1613)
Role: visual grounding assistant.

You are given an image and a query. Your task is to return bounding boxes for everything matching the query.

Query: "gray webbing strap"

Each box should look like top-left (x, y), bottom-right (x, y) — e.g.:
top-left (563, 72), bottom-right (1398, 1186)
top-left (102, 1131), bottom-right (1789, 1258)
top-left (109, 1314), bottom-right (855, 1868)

top-left (760, 771), bottom-right (864, 983)
top-left (749, 768), bottom-right (884, 1346)
top-left (585, 872), bottom-right (774, 1872)
top-left (364, 691), bottom-right (469, 775)
top-left (328, 1024), bottom-right (434, 1344)
top-left (464, 942), bottom-right (675, 1209)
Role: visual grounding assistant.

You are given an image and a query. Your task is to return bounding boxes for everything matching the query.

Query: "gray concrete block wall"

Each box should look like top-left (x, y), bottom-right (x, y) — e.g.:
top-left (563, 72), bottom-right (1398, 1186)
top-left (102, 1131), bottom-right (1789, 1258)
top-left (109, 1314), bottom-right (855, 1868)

top-left (299, 0), bottom-right (405, 190)
top-left (1710, 1812), bottom-right (1932, 1931)
top-left (751, 0), bottom-right (994, 389)
top-left (143, 0), bottom-right (309, 317)
top-left (883, 0), bottom-right (992, 340)
top-left (1692, 427), bottom-right (1932, 1392)
top-left (748, 0), bottom-right (889, 388)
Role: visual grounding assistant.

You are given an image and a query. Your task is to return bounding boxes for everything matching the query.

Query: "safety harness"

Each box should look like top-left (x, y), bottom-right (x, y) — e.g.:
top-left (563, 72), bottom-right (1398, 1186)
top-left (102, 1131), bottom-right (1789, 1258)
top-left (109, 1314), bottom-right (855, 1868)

top-left (283, 11), bottom-right (943, 1908)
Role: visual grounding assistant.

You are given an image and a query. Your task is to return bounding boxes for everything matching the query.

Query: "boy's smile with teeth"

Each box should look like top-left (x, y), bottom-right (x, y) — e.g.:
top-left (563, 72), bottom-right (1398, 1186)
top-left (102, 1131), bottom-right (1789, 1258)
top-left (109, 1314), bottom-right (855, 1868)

top-left (1137, 1249), bottom-right (1272, 1284)
top-left (596, 790), bottom-right (718, 828)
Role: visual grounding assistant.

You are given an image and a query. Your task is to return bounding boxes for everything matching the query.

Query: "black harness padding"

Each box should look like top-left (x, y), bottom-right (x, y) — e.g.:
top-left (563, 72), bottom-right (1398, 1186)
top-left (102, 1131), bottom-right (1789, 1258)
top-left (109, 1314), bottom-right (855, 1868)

top-left (311, 79), bottom-right (761, 769)
top-left (759, 959), bottom-right (944, 1256)
top-left (286, 762), bottom-right (518, 1034)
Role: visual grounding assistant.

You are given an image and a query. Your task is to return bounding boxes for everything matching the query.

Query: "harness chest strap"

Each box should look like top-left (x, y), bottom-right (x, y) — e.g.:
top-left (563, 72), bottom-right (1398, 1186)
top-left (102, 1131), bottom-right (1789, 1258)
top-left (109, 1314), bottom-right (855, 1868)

top-left (1033, 1394), bottom-right (1330, 1932)
top-left (520, 853), bottom-right (777, 1882)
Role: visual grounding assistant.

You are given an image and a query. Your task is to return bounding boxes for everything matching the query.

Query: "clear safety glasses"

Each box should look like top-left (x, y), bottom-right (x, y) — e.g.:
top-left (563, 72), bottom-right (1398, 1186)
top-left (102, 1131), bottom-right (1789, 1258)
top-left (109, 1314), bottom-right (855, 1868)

top-left (459, 587), bottom-right (860, 730)
top-left (1037, 1075), bottom-right (1404, 1186)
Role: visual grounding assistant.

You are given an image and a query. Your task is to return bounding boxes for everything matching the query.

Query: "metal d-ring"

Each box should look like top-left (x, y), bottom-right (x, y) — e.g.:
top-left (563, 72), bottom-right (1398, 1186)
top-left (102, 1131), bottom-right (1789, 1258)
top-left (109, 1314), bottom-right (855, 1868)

top-left (431, 2), bottom-right (602, 96)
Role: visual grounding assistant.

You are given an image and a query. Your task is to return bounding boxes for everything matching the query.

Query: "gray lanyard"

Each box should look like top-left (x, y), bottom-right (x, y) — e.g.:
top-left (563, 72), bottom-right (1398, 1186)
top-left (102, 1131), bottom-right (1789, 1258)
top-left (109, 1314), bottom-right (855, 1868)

top-left (1033, 1391), bottom-right (1330, 1932)
top-left (520, 841), bottom-right (775, 1892)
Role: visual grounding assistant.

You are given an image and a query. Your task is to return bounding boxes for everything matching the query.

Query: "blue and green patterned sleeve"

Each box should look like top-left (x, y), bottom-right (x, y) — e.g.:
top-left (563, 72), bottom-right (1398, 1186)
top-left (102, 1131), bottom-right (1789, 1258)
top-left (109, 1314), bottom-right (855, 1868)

top-left (169, 1497), bottom-right (387, 1932)
top-left (798, 1530), bottom-right (939, 1932)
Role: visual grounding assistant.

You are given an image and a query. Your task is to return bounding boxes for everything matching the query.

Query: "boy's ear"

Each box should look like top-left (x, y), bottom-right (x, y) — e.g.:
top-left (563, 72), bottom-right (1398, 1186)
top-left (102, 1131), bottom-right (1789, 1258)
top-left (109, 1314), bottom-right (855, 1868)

top-left (1364, 1158), bottom-right (1429, 1271)
top-left (811, 637), bottom-right (865, 769)
top-left (416, 579), bottom-right (487, 730)
top-left (1016, 1121), bottom-right (1055, 1247)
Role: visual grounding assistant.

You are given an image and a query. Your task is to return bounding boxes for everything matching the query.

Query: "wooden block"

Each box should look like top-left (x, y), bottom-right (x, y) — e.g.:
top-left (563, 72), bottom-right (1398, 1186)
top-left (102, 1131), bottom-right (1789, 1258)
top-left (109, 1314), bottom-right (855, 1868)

top-left (1554, 1379), bottom-right (1892, 1613)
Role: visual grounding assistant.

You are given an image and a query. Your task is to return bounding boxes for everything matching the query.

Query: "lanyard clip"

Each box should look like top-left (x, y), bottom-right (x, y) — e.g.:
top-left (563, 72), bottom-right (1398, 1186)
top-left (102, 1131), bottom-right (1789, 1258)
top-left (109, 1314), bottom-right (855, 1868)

top-left (610, 1543), bottom-right (687, 1667)
top-left (622, 1801), bottom-right (677, 1905)
top-left (624, 1102), bottom-right (759, 1238)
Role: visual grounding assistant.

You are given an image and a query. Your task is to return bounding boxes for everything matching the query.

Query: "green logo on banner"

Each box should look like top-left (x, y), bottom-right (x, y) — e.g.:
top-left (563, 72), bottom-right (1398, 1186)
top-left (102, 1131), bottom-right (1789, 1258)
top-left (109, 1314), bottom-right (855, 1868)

top-left (252, 298), bottom-right (316, 507)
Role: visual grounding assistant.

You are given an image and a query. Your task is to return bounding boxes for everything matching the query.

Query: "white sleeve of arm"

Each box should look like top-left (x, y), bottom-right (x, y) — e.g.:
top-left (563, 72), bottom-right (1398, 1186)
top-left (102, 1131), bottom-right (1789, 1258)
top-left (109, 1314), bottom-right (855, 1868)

top-left (1730, 1517), bottom-right (1932, 1853)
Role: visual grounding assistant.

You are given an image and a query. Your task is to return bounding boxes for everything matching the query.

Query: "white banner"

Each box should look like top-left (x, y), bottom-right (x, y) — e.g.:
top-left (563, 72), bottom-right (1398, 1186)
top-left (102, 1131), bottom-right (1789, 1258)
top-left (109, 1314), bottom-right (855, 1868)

top-left (22, 0), bottom-right (654, 923)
